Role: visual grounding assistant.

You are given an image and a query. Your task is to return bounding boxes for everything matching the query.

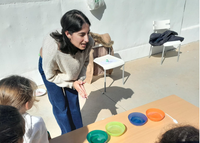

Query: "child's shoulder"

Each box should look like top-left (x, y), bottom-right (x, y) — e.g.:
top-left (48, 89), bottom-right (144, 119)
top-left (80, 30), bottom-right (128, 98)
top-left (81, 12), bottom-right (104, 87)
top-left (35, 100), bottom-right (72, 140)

top-left (23, 113), bottom-right (48, 143)
top-left (23, 113), bottom-right (46, 127)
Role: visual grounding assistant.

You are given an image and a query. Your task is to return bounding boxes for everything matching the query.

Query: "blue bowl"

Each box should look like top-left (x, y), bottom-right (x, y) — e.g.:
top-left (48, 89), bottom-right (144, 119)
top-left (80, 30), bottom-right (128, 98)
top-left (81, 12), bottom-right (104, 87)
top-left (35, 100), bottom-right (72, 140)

top-left (128, 112), bottom-right (148, 126)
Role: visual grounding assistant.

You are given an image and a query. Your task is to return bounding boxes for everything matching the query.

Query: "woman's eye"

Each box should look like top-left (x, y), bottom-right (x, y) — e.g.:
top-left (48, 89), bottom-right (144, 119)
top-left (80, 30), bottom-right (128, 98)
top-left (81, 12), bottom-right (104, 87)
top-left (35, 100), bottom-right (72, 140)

top-left (80, 34), bottom-right (85, 37)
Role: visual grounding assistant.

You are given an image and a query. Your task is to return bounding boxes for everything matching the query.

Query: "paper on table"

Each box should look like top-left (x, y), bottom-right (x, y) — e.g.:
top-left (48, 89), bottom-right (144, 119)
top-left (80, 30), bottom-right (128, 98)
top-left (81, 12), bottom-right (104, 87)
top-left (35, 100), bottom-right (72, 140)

top-left (100, 59), bottom-right (118, 65)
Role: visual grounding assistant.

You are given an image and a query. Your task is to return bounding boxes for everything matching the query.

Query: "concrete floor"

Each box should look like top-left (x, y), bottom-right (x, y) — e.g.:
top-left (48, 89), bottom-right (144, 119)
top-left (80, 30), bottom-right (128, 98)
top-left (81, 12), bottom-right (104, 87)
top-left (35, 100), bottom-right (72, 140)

top-left (28, 41), bottom-right (199, 138)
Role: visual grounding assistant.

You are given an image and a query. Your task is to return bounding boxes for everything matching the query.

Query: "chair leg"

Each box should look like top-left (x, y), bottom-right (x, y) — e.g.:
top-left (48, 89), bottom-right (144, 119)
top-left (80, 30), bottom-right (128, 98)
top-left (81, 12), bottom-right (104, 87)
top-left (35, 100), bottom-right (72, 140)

top-left (122, 64), bottom-right (124, 85)
top-left (177, 44), bottom-right (181, 62)
top-left (104, 70), bottom-right (106, 93)
top-left (149, 46), bottom-right (152, 58)
top-left (161, 46), bottom-right (165, 65)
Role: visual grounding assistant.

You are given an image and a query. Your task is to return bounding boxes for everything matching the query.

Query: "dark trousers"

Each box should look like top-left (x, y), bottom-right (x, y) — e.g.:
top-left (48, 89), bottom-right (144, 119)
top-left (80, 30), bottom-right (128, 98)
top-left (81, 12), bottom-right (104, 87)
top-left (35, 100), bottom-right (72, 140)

top-left (38, 57), bottom-right (83, 134)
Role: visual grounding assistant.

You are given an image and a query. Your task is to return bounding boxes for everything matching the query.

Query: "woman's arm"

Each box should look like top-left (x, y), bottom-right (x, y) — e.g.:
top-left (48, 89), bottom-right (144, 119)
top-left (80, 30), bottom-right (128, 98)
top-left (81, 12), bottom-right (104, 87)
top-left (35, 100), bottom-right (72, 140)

top-left (75, 36), bottom-right (94, 98)
top-left (42, 35), bottom-right (74, 88)
top-left (73, 80), bottom-right (87, 98)
top-left (78, 36), bottom-right (94, 81)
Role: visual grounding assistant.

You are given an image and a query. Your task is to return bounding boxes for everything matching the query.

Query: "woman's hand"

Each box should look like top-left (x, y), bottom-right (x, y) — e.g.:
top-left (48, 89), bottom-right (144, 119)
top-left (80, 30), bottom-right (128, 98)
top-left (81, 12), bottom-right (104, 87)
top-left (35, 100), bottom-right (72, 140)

top-left (73, 80), bottom-right (88, 98)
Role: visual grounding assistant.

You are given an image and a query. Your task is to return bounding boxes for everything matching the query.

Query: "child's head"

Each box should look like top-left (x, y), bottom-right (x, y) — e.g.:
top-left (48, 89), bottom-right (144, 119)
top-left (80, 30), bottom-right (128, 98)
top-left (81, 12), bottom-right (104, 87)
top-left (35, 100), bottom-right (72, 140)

top-left (156, 125), bottom-right (199, 143)
top-left (0, 105), bottom-right (25, 143)
top-left (0, 75), bottom-right (37, 113)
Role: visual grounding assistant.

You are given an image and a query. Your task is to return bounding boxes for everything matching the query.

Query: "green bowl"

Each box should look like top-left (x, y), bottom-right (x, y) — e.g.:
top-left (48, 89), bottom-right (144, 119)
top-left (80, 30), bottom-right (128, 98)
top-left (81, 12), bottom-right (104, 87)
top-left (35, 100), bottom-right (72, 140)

top-left (105, 121), bottom-right (126, 136)
top-left (87, 130), bottom-right (108, 143)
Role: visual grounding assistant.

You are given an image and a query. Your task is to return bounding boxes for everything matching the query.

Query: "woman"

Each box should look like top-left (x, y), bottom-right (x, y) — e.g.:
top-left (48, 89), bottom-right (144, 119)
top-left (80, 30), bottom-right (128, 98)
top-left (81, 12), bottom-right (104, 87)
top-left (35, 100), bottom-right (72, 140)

top-left (38, 9), bottom-right (94, 134)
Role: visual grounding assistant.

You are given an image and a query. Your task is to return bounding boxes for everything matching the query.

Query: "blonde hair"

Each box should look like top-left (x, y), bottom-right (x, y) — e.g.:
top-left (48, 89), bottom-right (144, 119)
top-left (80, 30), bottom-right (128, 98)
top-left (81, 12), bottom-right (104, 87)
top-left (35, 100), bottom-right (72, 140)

top-left (0, 75), bottom-right (37, 110)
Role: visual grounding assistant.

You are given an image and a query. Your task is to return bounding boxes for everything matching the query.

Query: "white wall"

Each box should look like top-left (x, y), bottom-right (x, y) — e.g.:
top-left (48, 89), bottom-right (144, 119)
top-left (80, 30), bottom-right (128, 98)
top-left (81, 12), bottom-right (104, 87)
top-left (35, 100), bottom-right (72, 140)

top-left (0, 0), bottom-right (198, 85)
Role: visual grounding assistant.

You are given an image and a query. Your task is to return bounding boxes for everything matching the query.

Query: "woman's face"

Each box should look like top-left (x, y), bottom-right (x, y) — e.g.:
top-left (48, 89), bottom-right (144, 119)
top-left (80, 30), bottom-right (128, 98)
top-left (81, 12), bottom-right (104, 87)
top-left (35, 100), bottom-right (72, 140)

top-left (65, 23), bottom-right (90, 50)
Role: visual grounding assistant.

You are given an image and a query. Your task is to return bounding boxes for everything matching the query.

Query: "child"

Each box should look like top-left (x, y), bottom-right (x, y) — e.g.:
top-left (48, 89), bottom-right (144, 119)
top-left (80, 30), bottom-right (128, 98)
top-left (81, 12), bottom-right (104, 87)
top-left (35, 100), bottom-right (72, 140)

top-left (0, 75), bottom-right (49, 143)
top-left (0, 105), bottom-right (25, 143)
top-left (156, 125), bottom-right (199, 143)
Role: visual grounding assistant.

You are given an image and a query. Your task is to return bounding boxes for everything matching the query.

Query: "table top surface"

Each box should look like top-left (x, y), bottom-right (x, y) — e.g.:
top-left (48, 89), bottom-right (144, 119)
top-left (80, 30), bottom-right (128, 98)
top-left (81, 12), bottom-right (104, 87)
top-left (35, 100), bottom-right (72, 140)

top-left (50, 95), bottom-right (199, 143)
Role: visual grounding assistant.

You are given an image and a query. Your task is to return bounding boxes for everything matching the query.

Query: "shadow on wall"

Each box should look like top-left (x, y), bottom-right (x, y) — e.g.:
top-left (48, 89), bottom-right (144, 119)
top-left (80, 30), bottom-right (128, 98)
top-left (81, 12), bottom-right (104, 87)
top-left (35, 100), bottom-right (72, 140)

top-left (114, 53), bottom-right (122, 59)
top-left (81, 86), bottom-right (134, 126)
top-left (89, 4), bottom-right (106, 20)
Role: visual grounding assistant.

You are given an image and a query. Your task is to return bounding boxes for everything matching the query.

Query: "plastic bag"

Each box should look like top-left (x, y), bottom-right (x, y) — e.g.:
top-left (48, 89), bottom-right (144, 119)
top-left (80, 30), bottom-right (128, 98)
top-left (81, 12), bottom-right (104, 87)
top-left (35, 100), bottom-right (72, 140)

top-left (87, 0), bottom-right (105, 10)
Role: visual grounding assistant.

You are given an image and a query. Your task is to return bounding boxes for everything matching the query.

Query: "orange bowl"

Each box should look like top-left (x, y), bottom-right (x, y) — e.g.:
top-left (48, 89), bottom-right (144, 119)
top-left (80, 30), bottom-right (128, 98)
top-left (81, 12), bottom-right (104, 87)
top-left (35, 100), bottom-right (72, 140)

top-left (146, 108), bottom-right (165, 121)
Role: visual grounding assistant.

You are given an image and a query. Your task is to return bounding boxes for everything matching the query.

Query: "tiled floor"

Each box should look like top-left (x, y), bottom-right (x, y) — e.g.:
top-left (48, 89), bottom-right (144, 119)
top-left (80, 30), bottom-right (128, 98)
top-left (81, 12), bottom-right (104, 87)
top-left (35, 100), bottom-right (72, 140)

top-left (28, 41), bottom-right (199, 138)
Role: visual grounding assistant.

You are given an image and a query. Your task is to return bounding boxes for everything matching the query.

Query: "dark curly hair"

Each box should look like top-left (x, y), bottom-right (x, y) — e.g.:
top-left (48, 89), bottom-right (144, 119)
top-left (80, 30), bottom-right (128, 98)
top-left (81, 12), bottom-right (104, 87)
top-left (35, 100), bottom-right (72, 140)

top-left (50, 9), bottom-right (91, 55)
top-left (0, 105), bottom-right (25, 143)
top-left (156, 125), bottom-right (199, 143)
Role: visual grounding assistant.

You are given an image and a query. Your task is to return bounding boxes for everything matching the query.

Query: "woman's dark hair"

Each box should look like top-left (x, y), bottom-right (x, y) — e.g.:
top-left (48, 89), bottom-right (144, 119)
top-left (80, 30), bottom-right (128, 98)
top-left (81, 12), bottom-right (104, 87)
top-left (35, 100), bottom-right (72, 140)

top-left (156, 125), bottom-right (199, 143)
top-left (0, 105), bottom-right (25, 143)
top-left (50, 9), bottom-right (91, 55)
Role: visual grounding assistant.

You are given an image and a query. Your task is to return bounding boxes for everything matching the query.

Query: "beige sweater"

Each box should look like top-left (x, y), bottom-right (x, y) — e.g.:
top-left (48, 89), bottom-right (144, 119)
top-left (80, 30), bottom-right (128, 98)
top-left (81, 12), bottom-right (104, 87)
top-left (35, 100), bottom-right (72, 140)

top-left (42, 32), bottom-right (94, 88)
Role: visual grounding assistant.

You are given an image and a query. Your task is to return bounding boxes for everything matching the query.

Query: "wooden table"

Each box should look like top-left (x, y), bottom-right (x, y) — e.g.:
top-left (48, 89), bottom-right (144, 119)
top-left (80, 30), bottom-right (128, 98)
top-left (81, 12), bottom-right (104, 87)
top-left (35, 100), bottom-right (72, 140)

top-left (50, 95), bottom-right (199, 143)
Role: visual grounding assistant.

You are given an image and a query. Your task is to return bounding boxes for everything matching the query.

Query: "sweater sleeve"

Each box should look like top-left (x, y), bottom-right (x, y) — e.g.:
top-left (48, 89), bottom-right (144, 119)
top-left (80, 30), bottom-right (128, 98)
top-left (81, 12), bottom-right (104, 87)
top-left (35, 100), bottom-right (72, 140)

top-left (45, 64), bottom-right (74, 88)
top-left (78, 36), bottom-right (94, 81)
top-left (42, 35), bottom-right (74, 88)
top-left (44, 58), bottom-right (73, 88)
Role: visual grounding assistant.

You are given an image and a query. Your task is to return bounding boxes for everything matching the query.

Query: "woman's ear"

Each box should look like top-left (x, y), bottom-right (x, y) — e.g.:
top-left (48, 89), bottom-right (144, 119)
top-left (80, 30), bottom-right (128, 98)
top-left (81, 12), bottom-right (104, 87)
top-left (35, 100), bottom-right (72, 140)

top-left (65, 31), bottom-right (72, 39)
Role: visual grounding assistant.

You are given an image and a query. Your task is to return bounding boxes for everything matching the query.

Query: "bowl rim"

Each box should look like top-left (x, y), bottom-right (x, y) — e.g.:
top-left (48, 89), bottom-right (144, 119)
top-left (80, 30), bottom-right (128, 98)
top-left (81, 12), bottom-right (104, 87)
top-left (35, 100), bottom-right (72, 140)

top-left (128, 112), bottom-right (148, 125)
top-left (105, 121), bottom-right (126, 136)
top-left (86, 130), bottom-right (108, 142)
top-left (146, 108), bottom-right (165, 121)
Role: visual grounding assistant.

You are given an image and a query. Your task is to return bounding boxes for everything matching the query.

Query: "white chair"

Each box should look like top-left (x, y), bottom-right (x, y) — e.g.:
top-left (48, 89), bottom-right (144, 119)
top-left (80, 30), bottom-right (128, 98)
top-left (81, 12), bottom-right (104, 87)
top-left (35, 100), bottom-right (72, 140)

top-left (149, 19), bottom-right (182, 65)
top-left (93, 44), bottom-right (125, 93)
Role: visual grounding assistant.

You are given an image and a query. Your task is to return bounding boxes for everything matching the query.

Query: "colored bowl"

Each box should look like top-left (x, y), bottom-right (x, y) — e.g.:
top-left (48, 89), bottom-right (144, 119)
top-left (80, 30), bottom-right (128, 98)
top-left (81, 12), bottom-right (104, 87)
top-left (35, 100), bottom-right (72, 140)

top-left (87, 130), bottom-right (108, 143)
top-left (105, 121), bottom-right (126, 136)
top-left (146, 108), bottom-right (165, 121)
top-left (128, 112), bottom-right (148, 126)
